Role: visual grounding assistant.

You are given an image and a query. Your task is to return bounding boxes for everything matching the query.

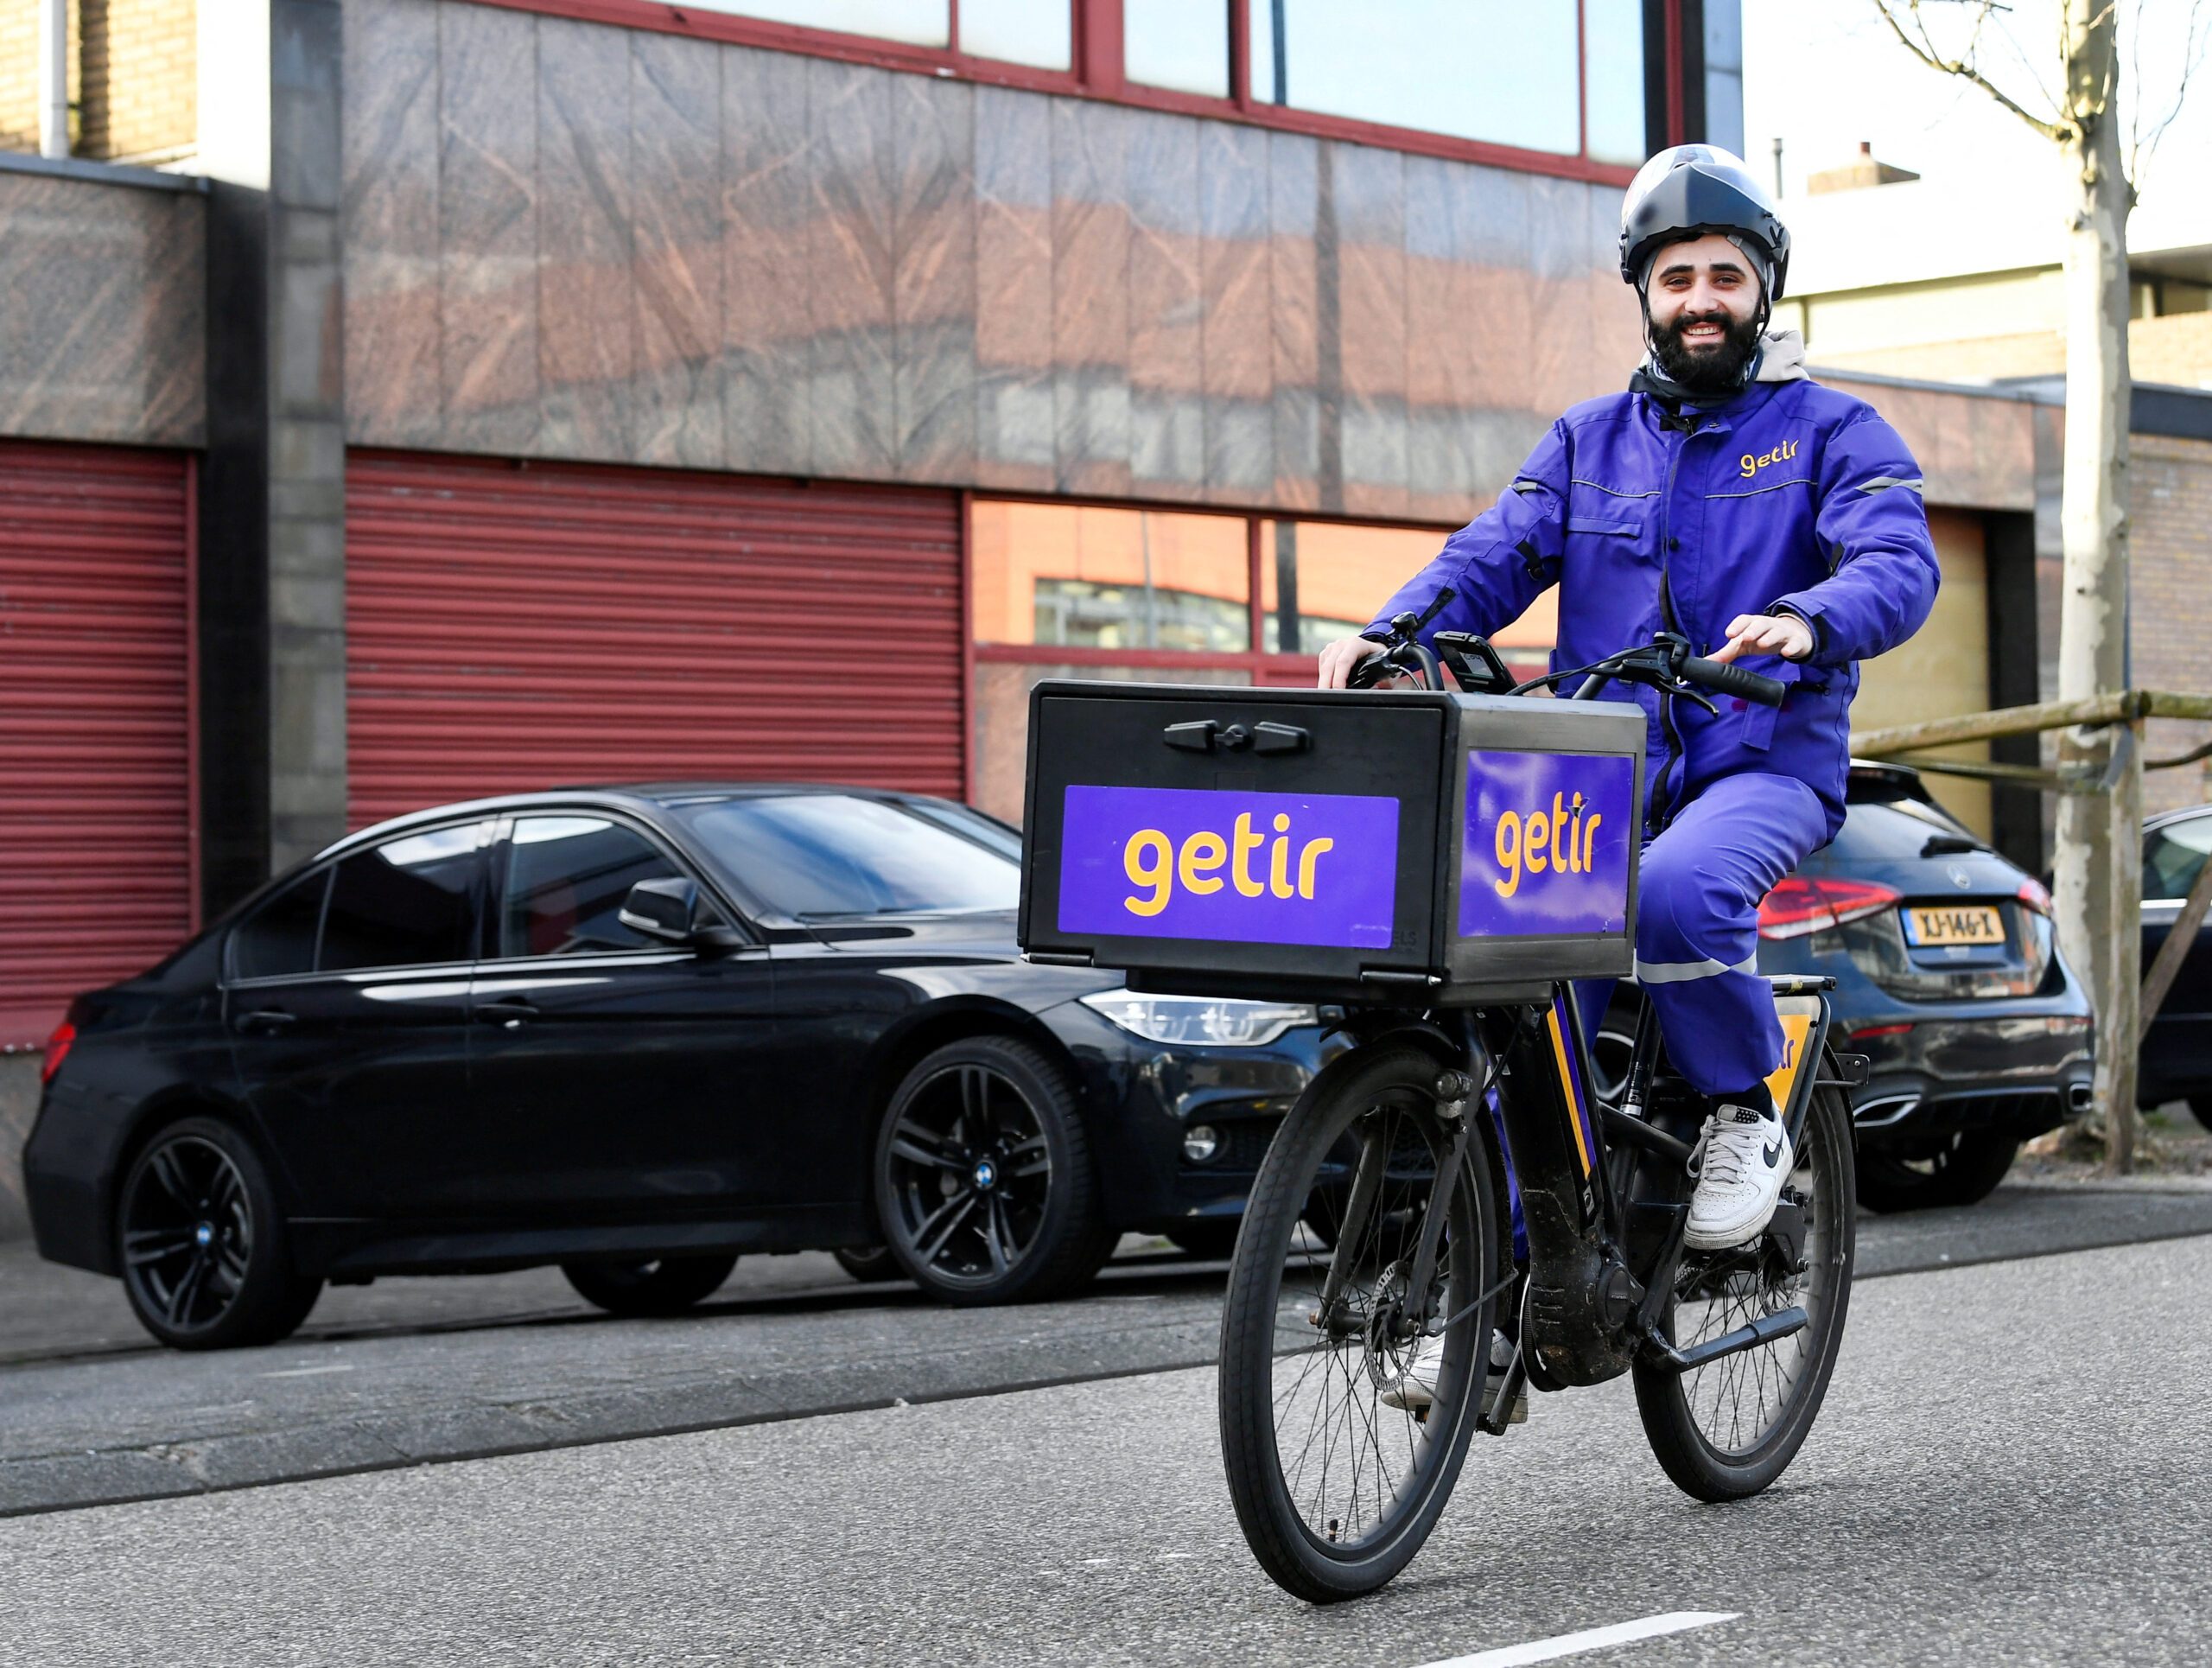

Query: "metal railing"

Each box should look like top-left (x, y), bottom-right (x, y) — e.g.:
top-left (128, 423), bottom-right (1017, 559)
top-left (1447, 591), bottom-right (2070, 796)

top-left (1851, 690), bottom-right (2212, 1171)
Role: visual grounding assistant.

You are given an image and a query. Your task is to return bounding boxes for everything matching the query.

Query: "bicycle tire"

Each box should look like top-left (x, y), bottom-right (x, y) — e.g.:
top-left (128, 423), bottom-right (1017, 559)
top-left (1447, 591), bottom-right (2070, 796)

top-left (1217, 1044), bottom-right (1503, 1602)
top-left (1632, 1058), bottom-right (1857, 1500)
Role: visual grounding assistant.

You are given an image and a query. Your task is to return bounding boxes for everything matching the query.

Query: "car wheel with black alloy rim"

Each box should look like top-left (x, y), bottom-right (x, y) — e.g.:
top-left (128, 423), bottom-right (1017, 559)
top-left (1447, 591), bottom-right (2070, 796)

top-left (874, 1036), bottom-right (1115, 1306)
top-left (116, 1116), bottom-right (323, 1351)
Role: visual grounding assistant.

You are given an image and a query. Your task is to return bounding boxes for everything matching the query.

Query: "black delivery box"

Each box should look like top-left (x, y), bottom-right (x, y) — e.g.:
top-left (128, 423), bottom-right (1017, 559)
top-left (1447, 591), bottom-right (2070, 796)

top-left (1018, 681), bottom-right (1647, 1005)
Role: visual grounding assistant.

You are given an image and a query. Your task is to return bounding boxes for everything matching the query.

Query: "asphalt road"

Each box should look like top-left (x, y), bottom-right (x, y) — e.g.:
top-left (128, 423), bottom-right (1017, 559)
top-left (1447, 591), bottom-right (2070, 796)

top-left (2, 1230), bottom-right (2206, 1666)
top-left (5, 1177), bottom-right (2212, 1519)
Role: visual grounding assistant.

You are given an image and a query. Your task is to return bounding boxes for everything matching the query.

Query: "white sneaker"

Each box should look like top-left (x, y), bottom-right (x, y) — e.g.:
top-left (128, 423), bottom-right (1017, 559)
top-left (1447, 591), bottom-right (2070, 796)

top-left (1684, 1102), bottom-right (1793, 1251)
top-left (1379, 1333), bottom-right (1527, 1423)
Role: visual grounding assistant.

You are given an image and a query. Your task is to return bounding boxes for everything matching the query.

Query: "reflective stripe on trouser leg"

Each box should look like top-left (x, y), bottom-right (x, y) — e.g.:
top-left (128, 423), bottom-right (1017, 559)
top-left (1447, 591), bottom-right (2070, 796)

top-left (1632, 772), bottom-right (1829, 1098)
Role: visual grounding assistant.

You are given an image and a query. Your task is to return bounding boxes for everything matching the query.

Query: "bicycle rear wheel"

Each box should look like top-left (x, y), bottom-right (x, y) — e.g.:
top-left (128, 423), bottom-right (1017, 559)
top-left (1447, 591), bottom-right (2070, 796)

top-left (1632, 1059), bottom-right (1856, 1499)
top-left (1217, 1045), bottom-right (1503, 1602)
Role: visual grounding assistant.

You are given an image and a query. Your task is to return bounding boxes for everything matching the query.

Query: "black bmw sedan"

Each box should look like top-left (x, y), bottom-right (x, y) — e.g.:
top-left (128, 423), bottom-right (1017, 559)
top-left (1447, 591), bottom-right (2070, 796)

top-left (26, 785), bottom-right (1335, 1348)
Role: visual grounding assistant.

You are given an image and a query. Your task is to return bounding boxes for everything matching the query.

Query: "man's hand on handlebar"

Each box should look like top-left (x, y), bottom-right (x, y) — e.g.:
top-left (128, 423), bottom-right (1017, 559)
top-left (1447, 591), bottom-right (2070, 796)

top-left (1708, 612), bottom-right (1815, 665)
top-left (1317, 633), bottom-right (1389, 691)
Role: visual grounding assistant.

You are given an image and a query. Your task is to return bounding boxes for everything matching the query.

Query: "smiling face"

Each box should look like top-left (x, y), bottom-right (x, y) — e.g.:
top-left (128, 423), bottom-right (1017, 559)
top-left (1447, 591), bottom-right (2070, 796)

top-left (1644, 232), bottom-right (1765, 394)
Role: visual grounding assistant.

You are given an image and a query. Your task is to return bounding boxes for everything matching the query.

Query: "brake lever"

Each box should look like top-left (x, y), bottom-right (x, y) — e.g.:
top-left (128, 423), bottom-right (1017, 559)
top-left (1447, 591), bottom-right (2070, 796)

top-left (1673, 684), bottom-right (1719, 716)
top-left (1642, 632), bottom-right (1718, 712)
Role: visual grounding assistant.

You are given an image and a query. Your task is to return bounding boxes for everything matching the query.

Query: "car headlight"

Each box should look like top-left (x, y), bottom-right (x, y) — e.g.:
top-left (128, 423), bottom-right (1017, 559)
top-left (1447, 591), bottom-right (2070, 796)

top-left (1078, 990), bottom-right (1319, 1048)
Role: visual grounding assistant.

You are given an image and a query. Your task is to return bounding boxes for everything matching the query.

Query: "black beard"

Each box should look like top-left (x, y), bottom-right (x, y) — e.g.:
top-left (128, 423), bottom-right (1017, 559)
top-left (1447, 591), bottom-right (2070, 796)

top-left (1649, 308), bottom-right (1764, 395)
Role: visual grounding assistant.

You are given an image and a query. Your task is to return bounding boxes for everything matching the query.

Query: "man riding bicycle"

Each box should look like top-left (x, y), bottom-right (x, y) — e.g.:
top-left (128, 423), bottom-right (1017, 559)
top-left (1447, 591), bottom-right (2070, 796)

top-left (1319, 144), bottom-right (1940, 1254)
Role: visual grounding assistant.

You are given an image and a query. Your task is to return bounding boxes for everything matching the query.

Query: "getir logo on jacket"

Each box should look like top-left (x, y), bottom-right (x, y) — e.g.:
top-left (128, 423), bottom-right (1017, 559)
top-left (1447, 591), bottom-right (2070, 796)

top-left (1057, 785), bottom-right (1399, 948)
top-left (1739, 438), bottom-right (1800, 478)
top-left (1458, 750), bottom-right (1635, 938)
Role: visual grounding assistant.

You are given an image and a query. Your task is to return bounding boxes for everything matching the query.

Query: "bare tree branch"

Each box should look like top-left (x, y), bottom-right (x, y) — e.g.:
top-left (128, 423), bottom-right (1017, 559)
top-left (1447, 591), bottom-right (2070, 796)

top-left (1871, 0), bottom-right (2069, 140)
top-left (2128, 0), bottom-right (2212, 188)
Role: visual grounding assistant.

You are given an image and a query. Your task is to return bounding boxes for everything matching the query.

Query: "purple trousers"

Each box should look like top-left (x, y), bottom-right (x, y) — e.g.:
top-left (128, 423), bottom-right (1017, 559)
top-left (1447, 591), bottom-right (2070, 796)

top-left (1580, 769), bottom-right (1829, 1098)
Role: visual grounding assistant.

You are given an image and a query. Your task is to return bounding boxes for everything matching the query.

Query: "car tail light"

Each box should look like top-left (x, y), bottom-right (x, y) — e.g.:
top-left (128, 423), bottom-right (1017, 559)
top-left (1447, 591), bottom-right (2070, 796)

top-left (2016, 876), bottom-right (2053, 916)
top-left (40, 1020), bottom-right (75, 1085)
top-left (1849, 1022), bottom-right (1915, 1042)
top-left (1757, 875), bottom-right (1904, 940)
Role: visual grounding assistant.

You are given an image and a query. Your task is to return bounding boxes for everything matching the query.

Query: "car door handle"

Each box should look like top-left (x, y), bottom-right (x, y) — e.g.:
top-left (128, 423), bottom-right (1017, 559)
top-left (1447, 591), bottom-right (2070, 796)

top-left (235, 1008), bottom-right (296, 1034)
top-left (476, 997), bottom-right (539, 1029)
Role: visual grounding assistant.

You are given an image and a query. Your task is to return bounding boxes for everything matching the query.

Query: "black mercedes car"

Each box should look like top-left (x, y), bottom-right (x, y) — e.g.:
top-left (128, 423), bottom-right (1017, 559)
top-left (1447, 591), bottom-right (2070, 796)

top-left (25, 785), bottom-right (1336, 1349)
top-left (1757, 762), bottom-right (2094, 1209)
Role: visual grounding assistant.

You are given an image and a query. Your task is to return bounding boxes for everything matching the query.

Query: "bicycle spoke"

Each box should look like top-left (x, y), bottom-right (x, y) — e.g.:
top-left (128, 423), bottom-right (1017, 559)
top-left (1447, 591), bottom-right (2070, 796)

top-left (1251, 1086), bottom-right (1491, 1564)
top-left (1664, 1106), bottom-right (1843, 1461)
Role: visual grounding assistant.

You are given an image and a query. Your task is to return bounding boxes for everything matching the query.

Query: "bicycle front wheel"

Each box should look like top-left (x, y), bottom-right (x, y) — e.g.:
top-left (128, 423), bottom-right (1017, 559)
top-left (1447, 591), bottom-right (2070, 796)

top-left (1217, 1044), bottom-right (1503, 1602)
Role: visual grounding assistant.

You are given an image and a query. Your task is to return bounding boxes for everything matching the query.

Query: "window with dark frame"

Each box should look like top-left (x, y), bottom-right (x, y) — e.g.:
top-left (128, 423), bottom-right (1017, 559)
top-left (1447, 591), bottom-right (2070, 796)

top-left (230, 869), bottom-right (331, 983)
top-left (320, 828), bottom-right (485, 975)
top-left (969, 499), bottom-right (1557, 677)
top-left (494, 0), bottom-right (1670, 181)
top-left (500, 816), bottom-right (702, 959)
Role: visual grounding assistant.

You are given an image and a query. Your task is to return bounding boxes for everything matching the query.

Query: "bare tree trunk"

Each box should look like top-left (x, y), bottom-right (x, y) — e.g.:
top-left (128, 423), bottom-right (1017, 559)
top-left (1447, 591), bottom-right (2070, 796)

top-left (2048, 0), bottom-right (2139, 1172)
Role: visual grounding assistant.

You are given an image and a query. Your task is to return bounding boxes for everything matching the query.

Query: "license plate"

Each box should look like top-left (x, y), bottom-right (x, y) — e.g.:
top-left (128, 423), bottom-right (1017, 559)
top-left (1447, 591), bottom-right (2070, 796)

top-left (1905, 904), bottom-right (2005, 946)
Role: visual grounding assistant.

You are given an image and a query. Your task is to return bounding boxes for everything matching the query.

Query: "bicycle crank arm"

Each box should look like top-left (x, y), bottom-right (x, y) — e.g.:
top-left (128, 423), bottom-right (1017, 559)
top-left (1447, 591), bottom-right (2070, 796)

top-left (1639, 1305), bottom-right (1808, 1375)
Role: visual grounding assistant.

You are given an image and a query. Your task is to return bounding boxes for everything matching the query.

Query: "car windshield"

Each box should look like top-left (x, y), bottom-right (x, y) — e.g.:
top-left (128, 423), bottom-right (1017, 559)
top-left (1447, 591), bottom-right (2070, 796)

top-left (672, 794), bottom-right (1020, 918)
top-left (2145, 814), bottom-right (2212, 902)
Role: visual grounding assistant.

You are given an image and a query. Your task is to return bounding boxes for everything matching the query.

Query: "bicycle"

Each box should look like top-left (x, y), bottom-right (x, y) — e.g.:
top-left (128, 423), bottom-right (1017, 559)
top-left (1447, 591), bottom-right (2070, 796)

top-left (1016, 610), bottom-right (1862, 1603)
top-left (1211, 615), bottom-right (1861, 1601)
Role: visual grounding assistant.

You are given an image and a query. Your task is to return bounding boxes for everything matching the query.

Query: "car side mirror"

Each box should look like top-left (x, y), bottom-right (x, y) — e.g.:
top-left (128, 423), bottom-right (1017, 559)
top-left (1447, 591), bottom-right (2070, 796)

top-left (619, 877), bottom-right (698, 943)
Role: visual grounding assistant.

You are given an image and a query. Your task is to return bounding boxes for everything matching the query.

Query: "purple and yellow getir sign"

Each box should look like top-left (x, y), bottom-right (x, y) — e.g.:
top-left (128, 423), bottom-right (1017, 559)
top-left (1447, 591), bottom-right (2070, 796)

top-left (1458, 750), bottom-right (1635, 939)
top-left (1057, 785), bottom-right (1399, 949)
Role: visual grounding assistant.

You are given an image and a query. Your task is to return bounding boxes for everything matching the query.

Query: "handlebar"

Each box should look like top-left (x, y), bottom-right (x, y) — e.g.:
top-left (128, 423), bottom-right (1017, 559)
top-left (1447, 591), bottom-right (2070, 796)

top-left (1345, 615), bottom-right (1791, 712)
top-left (1347, 594), bottom-right (1455, 691)
top-left (1678, 655), bottom-right (1787, 708)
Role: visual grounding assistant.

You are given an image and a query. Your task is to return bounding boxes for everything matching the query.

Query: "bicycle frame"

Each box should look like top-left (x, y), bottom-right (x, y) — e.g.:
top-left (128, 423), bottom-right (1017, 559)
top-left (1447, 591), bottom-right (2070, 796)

top-left (1328, 971), bottom-right (1845, 1427)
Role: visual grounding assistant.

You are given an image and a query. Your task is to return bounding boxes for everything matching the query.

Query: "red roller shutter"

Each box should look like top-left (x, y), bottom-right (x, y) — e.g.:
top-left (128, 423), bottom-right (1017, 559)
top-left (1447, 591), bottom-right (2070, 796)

top-left (0, 442), bottom-right (194, 1047)
top-left (345, 453), bottom-right (965, 829)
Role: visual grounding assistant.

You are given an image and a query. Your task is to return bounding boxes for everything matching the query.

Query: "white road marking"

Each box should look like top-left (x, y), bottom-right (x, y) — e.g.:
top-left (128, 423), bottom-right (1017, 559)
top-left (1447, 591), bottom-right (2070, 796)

top-left (1411, 1610), bottom-right (1741, 1668)
top-left (259, 1364), bottom-right (355, 1379)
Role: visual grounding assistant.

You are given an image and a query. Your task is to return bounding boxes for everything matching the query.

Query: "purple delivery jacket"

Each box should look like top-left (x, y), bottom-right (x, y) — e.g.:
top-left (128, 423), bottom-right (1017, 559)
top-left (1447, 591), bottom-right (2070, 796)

top-left (1368, 347), bottom-right (1940, 841)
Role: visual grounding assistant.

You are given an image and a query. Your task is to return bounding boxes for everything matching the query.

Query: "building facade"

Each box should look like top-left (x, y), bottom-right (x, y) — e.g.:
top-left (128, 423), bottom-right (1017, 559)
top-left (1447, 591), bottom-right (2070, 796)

top-left (8, 0), bottom-right (2179, 1232)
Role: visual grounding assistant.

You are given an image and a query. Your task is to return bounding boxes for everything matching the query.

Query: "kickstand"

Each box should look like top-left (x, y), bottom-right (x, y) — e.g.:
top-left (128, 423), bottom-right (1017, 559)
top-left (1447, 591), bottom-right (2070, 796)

top-left (1478, 1343), bottom-right (1528, 1437)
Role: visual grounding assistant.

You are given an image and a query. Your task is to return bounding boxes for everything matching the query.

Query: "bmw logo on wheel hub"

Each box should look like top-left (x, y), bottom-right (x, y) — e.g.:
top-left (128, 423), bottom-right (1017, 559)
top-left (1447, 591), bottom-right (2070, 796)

top-left (972, 1157), bottom-right (998, 1191)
